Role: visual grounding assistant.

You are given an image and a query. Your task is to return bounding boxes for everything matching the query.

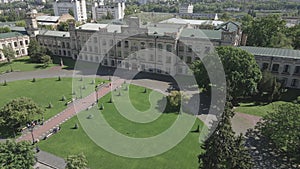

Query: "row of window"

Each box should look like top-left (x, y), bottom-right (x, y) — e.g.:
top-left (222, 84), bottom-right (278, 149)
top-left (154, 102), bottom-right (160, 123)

top-left (262, 63), bottom-right (300, 74)
top-left (1, 40), bottom-right (29, 49)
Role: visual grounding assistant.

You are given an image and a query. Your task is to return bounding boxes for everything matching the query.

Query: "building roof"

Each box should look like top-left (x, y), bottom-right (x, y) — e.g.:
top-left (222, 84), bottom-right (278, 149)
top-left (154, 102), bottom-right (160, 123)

top-left (147, 26), bottom-right (180, 37)
top-left (77, 23), bottom-right (123, 33)
top-left (160, 18), bottom-right (224, 27)
top-left (10, 26), bottom-right (26, 32)
top-left (240, 46), bottom-right (300, 59)
top-left (37, 16), bottom-right (60, 22)
top-left (180, 28), bottom-right (221, 40)
top-left (0, 32), bottom-right (26, 39)
top-left (39, 30), bottom-right (70, 37)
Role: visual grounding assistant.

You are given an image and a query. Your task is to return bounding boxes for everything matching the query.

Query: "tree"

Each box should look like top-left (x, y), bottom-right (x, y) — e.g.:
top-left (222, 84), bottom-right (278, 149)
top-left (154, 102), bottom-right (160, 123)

top-left (245, 15), bottom-right (288, 47)
top-left (198, 102), bottom-right (252, 169)
top-left (0, 140), bottom-right (35, 169)
top-left (68, 9), bottom-right (74, 17)
top-left (256, 103), bottom-right (300, 162)
top-left (2, 46), bottom-right (15, 72)
top-left (0, 26), bottom-right (11, 33)
top-left (0, 97), bottom-right (43, 135)
top-left (40, 55), bottom-right (53, 68)
top-left (15, 20), bottom-right (26, 27)
top-left (28, 39), bottom-right (47, 63)
top-left (57, 21), bottom-right (69, 31)
top-left (217, 47), bottom-right (262, 101)
top-left (166, 91), bottom-right (190, 113)
top-left (257, 71), bottom-right (283, 103)
top-left (65, 153), bottom-right (88, 169)
top-left (105, 11), bottom-right (114, 20)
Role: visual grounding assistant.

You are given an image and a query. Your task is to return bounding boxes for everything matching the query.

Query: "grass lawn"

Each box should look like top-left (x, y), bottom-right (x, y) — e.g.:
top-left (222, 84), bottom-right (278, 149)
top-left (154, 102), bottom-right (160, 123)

top-left (0, 56), bottom-right (77, 73)
top-left (236, 88), bottom-right (300, 117)
top-left (0, 56), bottom-right (57, 73)
top-left (38, 85), bottom-right (204, 169)
top-left (0, 77), bottom-right (107, 137)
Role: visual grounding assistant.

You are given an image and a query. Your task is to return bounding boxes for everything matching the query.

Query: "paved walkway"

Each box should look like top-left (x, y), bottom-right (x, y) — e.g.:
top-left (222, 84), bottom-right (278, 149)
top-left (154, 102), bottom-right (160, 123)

top-left (16, 79), bottom-right (124, 142)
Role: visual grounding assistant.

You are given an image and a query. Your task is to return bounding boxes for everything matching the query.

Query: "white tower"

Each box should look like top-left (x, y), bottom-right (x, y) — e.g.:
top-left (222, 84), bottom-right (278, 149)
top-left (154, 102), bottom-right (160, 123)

top-left (25, 9), bottom-right (39, 38)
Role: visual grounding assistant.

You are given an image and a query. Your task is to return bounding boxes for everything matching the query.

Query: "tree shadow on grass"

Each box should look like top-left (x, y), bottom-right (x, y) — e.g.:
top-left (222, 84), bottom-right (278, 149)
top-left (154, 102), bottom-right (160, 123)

top-left (245, 129), bottom-right (299, 169)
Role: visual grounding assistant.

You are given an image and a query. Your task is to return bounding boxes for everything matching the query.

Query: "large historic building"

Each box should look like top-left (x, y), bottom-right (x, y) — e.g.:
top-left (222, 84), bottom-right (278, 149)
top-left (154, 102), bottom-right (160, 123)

top-left (34, 17), bottom-right (242, 76)
top-left (2, 10), bottom-right (298, 89)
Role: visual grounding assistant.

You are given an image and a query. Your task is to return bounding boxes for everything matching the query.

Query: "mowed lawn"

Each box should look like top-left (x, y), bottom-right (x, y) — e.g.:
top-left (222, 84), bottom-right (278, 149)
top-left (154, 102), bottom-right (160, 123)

top-left (0, 56), bottom-right (76, 73)
top-left (0, 77), bottom-right (107, 121)
top-left (0, 56), bottom-right (56, 73)
top-left (236, 89), bottom-right (300, 116)
top-left (38, 85), bottom-right (204, 169)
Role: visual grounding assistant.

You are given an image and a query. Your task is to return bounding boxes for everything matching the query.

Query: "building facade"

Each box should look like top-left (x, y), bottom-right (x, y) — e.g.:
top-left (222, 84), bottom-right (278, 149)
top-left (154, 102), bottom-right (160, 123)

top-left (6, 11), bottom-right (299, 89)
top-left (92, 1), bottom-right (125, 21)
top-left (241, 46), bottom-right (300, 89)
top-left (53, 0), bottom-right (87, 22)
top-left (0, 32), bottom-right (29, 61)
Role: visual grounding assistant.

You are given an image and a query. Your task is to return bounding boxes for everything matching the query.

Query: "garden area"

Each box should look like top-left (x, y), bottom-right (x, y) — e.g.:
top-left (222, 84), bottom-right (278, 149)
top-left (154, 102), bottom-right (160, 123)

top-left (0, 77), bottom-right (107, 137)
top-left (235, 88), bottom-right (300, 117)
top-left (38, 84), bottom-right (204, 169)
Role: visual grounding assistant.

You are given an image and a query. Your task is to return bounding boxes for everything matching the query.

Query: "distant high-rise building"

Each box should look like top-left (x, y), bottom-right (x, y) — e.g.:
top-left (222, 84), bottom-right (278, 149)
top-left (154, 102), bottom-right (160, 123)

top-left (179, 4), bottom-right (193, 14)
top-left (92, 1), bottom-right (125, 21)
top-left (53, 0), bottom-right (87, 22)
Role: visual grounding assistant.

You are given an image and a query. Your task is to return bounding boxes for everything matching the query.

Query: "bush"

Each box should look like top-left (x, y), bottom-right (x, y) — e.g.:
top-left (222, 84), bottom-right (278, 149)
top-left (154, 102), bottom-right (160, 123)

top-left (99, 103), bottom-right (104, 110)
top-left (58, 76), bottom-right (61, 81)
top-left (32, 78), bottom-right (36, 82)
top-left (3, 80), bottom-right (7, 86)
top-left (48, 102), bottom-right (53, 109)
top-left (61, 95), bottom-right (66, 101)
top-left (40, 55), bottom-right (53, 68)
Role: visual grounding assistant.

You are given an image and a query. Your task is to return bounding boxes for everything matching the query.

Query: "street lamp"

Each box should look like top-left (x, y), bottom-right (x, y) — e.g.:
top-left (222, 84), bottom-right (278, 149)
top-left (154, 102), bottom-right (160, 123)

top-left (80, 86), bottom-right (82, 99)
top-left (28, 122), bottom-right (35, 145)
top-left (154, 32), bottom-right (158, 74)
top-left (95, 86), bottom-right (98, 103)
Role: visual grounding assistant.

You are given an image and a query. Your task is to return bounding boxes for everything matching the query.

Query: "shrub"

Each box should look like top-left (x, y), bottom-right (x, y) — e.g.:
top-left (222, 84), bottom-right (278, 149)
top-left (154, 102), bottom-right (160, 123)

top-left (61, 95), bottom-right (66, 101)
top-left (58, 76), bottom-right (61, 81)
top-left (32, 78), bottom-right (36, 82)
top-left (3, 80), bottom-right (7, 86)
top-left (48, 102), bottom-right (53, 108)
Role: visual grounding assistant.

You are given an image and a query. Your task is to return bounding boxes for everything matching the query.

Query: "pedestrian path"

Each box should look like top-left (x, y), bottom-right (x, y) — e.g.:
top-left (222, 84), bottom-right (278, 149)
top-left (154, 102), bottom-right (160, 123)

top-left (16, 79), bottom-right (124, 142)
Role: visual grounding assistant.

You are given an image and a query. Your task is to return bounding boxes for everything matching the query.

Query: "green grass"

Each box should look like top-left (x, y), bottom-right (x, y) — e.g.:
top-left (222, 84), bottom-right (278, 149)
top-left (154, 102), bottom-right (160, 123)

top-left (0, 56), bottom-right (57, 73)
top-left (235, 101), bottom-right (288, 117)
top-left (38, 85), bottom-right (204, 169)
top-left (236, 89), bottom-right (300, 116)
top-left (0, 77), bottom-right (107, 137)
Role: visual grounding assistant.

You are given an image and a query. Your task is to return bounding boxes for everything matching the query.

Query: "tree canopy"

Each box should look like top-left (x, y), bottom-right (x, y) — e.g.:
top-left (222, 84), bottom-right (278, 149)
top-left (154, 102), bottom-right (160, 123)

top-left (256, 103), bottom-right (300, 162)
top-left (65, 153), bottom-right (88, 169)
top-left (1, 46), bottom-right (15, 63)
top-left (257, 70), bottom-right (284, 103)
top-left (198, 102), bottom-right (252, 169)
top-left (0, 140), bottom-right (35, 169)
top-left (192, 47), bottom-right (262, 100)
top-left (28, 39), bottom-right (51, 63)
top-left (0, 97), bottom-right (43, 134)
top-left (243, 14), bottom-right (295, 49)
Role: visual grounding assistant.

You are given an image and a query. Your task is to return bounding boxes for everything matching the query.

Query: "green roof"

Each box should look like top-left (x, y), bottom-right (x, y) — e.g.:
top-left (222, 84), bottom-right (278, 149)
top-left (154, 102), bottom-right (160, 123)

top-left (0, 32), bottom-right (25, 39)
top-left (180, 28), bottom-right (221, 40)
top-left (240, 46), bottom-right (300, 59)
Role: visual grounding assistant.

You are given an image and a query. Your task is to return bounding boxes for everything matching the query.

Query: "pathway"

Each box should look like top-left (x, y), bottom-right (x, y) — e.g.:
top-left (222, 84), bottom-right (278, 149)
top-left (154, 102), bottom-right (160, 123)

top-left (16, 79), bottom-right (124, 142)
